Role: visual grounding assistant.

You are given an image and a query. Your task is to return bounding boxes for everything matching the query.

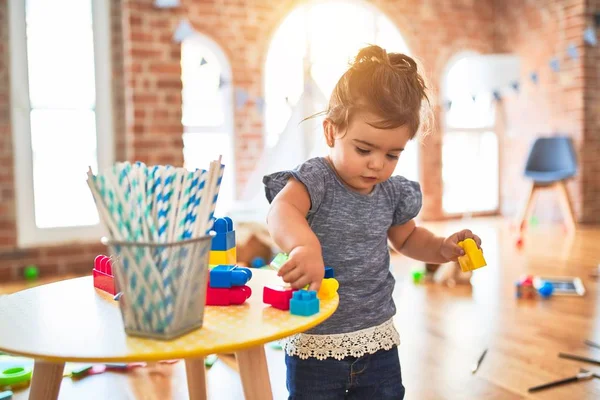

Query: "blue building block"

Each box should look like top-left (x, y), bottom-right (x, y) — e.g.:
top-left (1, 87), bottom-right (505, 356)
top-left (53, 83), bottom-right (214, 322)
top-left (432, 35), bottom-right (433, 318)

top-left (0, 391), bottom-right (12, 400)
top-left (209, 265), bottom-right (252, 288)
top-left (211, 217), bottom-right (236, 251)
top-left (324, 266), bottom-right (334, 279)
top-left (290, 290), bottom-right (319, 316)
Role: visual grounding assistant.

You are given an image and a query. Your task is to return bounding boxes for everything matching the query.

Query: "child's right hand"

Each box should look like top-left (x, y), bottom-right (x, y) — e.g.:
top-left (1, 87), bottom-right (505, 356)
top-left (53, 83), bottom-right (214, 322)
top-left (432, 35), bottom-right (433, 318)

top-left (277, 245), bottom-right (325, 292)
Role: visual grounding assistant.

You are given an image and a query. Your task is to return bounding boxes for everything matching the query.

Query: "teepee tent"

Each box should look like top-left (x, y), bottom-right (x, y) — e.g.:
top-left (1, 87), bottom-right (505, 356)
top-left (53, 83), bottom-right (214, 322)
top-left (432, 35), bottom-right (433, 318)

top-left (230, 77), bottom-right (328, 222)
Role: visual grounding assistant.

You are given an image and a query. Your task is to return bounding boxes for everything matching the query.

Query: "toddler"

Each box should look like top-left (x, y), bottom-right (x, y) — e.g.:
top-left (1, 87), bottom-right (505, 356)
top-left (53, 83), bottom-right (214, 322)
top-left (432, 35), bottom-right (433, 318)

top-left (263, 44), bottom-right (481, 399)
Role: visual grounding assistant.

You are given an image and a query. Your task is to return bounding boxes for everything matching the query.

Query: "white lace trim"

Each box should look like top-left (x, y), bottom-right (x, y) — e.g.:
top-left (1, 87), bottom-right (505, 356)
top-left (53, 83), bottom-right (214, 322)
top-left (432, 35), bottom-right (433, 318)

top-left (282, 318), bottom-right (400, 360)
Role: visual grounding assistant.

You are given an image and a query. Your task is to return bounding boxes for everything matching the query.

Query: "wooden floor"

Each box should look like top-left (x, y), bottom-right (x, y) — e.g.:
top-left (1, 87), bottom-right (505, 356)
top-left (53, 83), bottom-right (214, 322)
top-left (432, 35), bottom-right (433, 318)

top-left (4, 217), bottom-right (600, 399)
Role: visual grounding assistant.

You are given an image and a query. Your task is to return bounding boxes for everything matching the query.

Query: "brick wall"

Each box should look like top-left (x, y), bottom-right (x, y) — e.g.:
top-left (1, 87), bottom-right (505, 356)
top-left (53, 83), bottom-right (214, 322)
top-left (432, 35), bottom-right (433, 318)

top-left (495, 0), bottom-right (588, 224)
top-left (0, 0), bottom-right (597, 281)
top-left (583, 0), bottom-right (600, 223)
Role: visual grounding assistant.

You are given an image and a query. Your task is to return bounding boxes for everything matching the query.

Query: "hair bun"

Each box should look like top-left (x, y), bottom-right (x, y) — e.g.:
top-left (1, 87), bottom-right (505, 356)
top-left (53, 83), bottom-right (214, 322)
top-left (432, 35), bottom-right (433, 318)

top-left (352, 45), bottom-right (390, 70)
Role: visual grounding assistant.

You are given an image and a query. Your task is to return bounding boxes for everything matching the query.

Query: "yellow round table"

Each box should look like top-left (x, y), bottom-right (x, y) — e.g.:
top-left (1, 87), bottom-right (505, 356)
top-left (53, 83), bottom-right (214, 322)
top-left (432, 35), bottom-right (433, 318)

top-left (0, 269), bottom-right (338, 400)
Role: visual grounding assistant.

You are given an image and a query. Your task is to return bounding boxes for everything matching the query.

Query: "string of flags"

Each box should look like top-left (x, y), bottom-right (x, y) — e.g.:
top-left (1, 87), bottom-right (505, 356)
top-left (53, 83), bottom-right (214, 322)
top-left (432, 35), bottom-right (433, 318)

top-left (443, 22), bottom-right (598, 110)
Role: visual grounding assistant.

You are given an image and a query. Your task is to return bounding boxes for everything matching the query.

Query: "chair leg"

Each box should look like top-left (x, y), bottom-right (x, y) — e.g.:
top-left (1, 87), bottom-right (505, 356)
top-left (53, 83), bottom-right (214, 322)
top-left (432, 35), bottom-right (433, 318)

top-left (517, 182), bottom-right (539, 231)
top-left (555, 181), bottom-right (577, 232)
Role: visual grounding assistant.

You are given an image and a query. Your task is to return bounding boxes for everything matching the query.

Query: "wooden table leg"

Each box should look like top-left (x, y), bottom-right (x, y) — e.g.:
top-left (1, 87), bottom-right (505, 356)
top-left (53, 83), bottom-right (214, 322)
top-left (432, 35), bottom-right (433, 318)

top-left (185, 357), bottom-right (207, 400)
top-left (236, 346), bottom-right (273, 400)
top-left (29, 360), bottom-right (65, 400)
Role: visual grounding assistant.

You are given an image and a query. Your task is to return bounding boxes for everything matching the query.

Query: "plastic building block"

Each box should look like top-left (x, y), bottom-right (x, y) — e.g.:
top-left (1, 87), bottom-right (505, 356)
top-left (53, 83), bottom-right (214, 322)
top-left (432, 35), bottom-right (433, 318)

top-left (0, 390), bottom-right (12, 400)
top-left (324, 266), bottom-right (334, 279)
top-left (457, 238), bottom-right (486, 272)
top-left (317, 278), bottom-right (339, 300)
top-left (537, 281), bottom-right (554, 298)
top-left (209, 265), bottom-right (252, 288)
top-left (251, 257), bottom-right (266, 268)
top-left (269, 253), bottom-right (288, 272)
top-left (93, 255), bottom-right (116, 295)
top-left (290, 290), bottom-right (319, 316)
top-left (206, 284), bottom-right (252, 305)
top-left (0, 366), bottom-right (32, 390)
top-left (516, 275), bottom-right (536, 299)
top-left (263, 285), bottom-right (297, 310)
top-left (211, 217), bottom-right (236, 251)
top-left (209, 247), bottom-right (237, 266)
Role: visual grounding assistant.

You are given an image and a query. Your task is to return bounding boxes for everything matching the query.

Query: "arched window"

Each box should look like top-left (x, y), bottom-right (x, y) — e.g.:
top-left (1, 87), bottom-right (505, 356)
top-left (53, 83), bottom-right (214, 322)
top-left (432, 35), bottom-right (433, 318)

top-left (8, 0), bottom-right (114, 246)
top-left (181, 35), bottom-right (235, 216)
top-left (441, 54), bottom-right (499, 214)
top-left (264, 1), bottom-right (419, 182)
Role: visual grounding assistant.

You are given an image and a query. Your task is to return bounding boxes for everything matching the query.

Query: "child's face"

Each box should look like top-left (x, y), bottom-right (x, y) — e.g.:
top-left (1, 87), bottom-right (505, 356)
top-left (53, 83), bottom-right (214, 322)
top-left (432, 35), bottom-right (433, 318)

top-left (324, 110), bottom-right (412, 194)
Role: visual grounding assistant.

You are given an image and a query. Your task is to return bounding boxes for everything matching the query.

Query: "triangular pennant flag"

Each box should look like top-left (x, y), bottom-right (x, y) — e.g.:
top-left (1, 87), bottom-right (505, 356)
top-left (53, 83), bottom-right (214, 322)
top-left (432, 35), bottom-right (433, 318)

top-left (549, 57), bottom-right (560, 72)
top-left (584, 26), bottom-right (598, 46)
top-left (567, 43), bottom-right (579, 60)
top-left (200, 57), bottom-right (208, 66)
top-left (255, 97), bottom-right (266, 114)
top-left (530, 71), bottom-right (539, 84)
top-left (218, 75), bottom-right (229, 89)
top-left (235, 89), bottom-right (249, 109)
top-left (154, 0), bottom-right (180, 8)
top-left (173, 19), bottom-right (195, 43)
top-left (511, 81), bottom-right (520, 92)
top-left (492, 90), bottom-right (501, 101)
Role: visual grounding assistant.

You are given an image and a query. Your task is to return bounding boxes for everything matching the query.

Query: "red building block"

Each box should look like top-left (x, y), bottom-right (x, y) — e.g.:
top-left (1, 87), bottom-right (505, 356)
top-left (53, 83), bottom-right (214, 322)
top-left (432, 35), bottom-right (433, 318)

top-left (263, 285), bottom-right (297, 311)
top-left (93, 255), bottom-right (116, 295)
top-left (206, 284), bottom-right (252, 306)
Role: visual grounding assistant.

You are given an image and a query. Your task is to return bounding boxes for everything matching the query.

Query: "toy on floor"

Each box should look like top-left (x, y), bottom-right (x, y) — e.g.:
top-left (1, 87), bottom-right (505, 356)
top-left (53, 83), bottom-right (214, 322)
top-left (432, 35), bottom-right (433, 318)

top-left (0, 390), bottom-right (12, 400)
top-left (515, 275), bottom-right (555, 299)
top-left (23, 265), bottom-right (38, 281)
top-left (433, 262), bottom-right (472, 287)
top-left (93, 255), bottom-right (116, 295)
top-left (206, 266), bottom-right (252, 305)
top-left (0, 365), bottom-right (32, 391)
top-left (251, 257), bottom-right (266, 268)
top-left (457, 238), bottom-right (486, 272)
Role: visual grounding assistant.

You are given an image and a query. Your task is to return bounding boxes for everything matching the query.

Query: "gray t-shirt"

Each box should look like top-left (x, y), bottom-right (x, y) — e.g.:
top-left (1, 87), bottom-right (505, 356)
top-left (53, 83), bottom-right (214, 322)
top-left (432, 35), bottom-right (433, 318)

top-left (263, 157), bottom-right (422, 335)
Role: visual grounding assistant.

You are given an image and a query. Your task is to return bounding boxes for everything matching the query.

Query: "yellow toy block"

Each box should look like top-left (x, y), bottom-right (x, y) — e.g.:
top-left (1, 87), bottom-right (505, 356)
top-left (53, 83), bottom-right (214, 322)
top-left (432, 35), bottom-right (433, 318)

top-left (457, 238), bottom-right (486, 272)
top-left (209, 247), bottom-right (237, 266)
top-left (317, 278), bottom-right (339, 300)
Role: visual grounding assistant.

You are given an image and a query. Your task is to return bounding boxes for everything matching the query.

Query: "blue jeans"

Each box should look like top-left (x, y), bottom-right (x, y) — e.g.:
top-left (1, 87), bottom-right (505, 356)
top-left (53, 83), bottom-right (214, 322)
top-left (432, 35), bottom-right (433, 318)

top-left (285, 347), bottom-right (405, 399)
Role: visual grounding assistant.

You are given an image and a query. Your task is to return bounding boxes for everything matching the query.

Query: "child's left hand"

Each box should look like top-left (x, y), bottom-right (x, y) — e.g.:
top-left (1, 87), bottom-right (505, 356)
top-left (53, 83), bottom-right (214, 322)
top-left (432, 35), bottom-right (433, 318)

top-left (440, 229), bottom-right (482, 262)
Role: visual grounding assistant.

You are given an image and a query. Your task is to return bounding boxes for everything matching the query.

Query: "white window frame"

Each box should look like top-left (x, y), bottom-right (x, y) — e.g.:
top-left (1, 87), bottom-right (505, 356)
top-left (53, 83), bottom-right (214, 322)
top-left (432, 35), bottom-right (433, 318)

top-left (181, 33), bottom-right (235, 216)
top-left (8, 0), bottom-right (114, 247)
top-left (441, 51), bottom-right (499, 216)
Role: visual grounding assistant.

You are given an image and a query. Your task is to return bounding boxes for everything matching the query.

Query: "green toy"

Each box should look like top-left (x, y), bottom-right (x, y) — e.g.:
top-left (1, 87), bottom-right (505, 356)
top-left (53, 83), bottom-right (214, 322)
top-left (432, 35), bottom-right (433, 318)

top-left (23, 265), bottom-right (38, 281)
top-left (0, 366), bottom-right (32, 390)
top-left (411, 268), bottom-right (425, 284)
top-left (269, 253), bottom-right (289, 272)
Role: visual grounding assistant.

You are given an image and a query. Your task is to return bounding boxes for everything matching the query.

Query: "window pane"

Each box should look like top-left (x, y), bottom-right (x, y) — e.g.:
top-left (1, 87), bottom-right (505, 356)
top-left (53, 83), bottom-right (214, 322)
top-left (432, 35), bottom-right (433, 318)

top-left (442, 131), bottom-right (498, 214)
top-left (181, 40), bottom-right (225, 127)
top-left (25, 0), bottom-right (96, 109)
top-left (30, 109), bottom-right (99, 228)
top-left (183, 132), bottom-right (234, 216)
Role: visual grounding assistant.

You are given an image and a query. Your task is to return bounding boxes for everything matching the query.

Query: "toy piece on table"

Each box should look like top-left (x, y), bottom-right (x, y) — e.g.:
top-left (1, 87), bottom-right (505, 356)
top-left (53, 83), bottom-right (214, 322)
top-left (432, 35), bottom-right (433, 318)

top-left (209, 265), bottom-right (252, 288)
top-left (0, 390), bottom-right (12, 400)
top-left (317, 278), bottom-right (338, 300)
top-left (0, 366), bottom-right (32, 391)
top-left (290, 290), bottom-right (319, 316)
top-left (206, 284), bottom-right (252, 305)
top-left (263, 285), bottom-right (297, 311)
top-left (23, 265), bottom-right (38, 282)
top-left (209, 217), bottom-right (237, 265)
top-left (93, 255), bottom-right (116, 295)
top-left (457, 238), bottom-right (486, 272)
top-left (536, 281), bottom-right (554, 298)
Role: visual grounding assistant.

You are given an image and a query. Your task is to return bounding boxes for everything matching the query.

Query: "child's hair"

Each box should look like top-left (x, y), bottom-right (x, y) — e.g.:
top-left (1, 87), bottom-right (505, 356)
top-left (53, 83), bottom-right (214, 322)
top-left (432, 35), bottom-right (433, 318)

top-left (325, 44), bottom-right (432, 139)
